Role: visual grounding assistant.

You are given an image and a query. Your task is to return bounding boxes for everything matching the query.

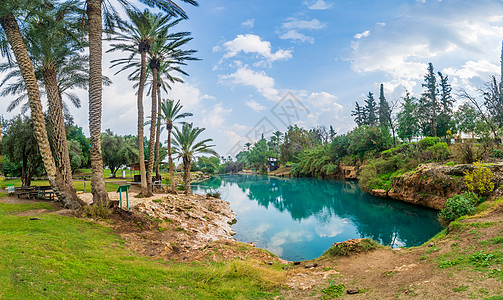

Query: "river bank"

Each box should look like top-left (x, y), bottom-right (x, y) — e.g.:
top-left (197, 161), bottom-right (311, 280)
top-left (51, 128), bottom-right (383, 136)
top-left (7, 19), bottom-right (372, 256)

top-left (2, 187), bottom-right (503, 298)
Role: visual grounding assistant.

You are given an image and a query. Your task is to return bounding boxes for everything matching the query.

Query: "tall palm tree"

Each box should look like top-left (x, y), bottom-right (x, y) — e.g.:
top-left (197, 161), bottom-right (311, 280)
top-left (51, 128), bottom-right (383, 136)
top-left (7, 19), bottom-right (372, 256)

top-left (172, 123), bottom-right (217, 194)
top-left (159, 99), bottom-right (192, 192)
top-left (85, 0), bottom-right (198, 204)
top-left (108, 9), bottom-right (177, 196)
top-left (0, 2), bottom-right (84, 208)
top-left (145, 32), bottom-right (195, 195)
top-left (1, 5), bottom-right (86, 191)
top-left (148, 54), bottom-right (197, 179)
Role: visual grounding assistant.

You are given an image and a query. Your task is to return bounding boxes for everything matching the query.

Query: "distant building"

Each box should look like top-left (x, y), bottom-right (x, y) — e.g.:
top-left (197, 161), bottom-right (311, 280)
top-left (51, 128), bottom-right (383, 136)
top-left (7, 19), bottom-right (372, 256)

top-left (267, 157), bottom-right (279, 172)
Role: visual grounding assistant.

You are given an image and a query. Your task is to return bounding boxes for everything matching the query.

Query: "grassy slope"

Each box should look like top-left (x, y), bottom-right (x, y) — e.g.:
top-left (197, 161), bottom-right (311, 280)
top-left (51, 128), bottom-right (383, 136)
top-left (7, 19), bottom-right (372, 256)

top-left (0, 200), bottom-right (284, 299)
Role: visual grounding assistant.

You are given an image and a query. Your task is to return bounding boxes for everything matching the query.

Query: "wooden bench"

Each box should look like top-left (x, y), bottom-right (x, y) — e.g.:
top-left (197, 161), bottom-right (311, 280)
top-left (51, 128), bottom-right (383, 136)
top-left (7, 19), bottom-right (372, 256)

top-left (14, 186), bottom-right (55, 200)
top-left (15, 186), bottom-right (37, 199)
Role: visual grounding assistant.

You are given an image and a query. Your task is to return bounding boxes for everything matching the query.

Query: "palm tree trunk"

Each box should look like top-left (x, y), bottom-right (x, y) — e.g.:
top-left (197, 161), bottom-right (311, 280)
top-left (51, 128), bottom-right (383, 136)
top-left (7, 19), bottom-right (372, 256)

top-left (167, 128), bottom-right (175, 192)
top-left (0, 13), bottom-right (84, 209)
top-left (137, 51), bottom-right (148, 195)
top-left (155, 84), bottom-right (161, 179)
top-left (43, 67), bottom-right (75, 188)
top-left (87, 0), bottom-right (109, 204)
top-left (183, 156), bottom-right (191, 194)
top-left (146, 66), bottom-right (158, 196)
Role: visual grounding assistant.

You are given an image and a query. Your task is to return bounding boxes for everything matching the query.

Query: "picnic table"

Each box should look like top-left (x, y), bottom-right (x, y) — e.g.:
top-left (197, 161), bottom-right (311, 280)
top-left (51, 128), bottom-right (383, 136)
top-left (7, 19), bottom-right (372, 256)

top-left (14, 186), bottom-right (55, 200)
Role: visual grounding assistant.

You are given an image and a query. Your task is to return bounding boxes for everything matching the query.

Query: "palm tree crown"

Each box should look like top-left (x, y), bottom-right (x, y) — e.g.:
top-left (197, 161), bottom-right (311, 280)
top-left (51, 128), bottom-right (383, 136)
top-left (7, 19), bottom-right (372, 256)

top-left (173, 123), bottom-right (217, 193)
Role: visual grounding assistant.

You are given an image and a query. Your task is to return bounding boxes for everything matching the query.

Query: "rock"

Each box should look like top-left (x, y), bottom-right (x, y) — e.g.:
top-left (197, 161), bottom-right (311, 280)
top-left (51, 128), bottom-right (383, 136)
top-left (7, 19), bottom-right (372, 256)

top-left (305, 263), bottom-right (318, 268)
top-left (428, 242), bottom-right (435, 247)
top-left (387, 163), bottom-right (467, 210)
top-left (30, 217), bottom-right (41, 220)
top-left (266, 261), bottom-right (273, 265)
top-left (293, 261), bottom-right (301, 265)
top-left (249, 242), bottom-right (255, 247)
top-left (369, 189), bottom-right (388, 198)
top-left (347, 289), bottom-right (360, 294)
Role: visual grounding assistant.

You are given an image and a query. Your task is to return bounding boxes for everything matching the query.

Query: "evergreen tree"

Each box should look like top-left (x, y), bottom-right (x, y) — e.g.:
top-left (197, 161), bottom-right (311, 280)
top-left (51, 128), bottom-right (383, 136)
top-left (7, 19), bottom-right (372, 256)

top-left (378, 83), bottom-right (391, 129)
top-left (397, 91), bottom-right (419, 142)
top-left (420, 62), bottom-right (439, 136)
top-left (364, 92), bottom-right (377, 126)
top-left (351, 101), bottom-right (365, 126)
top-left (437, 72), bottom-right (455, 136)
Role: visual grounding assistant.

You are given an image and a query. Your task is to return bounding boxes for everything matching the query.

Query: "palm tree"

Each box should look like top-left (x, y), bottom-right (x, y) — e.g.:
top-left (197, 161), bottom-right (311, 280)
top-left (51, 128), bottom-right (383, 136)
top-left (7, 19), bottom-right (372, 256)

top-left (108, 9), bottom-right (178, 196)
top-left (159, 99), bottom-right (192, 192)
top-left (0, 2), bottom-right (84, 208)
top-left (147, 51), bottom-right (198, 180)
top-left (1, 5), bottom-right (88, 192)
top-left (1, 55), bottom-right (109, 114)
top-left (145, 31), bottom-right (196, 195)
top-left (172, 123), bottom-right (217, 194)
top-left (85, 0), bottom-right (198, 203)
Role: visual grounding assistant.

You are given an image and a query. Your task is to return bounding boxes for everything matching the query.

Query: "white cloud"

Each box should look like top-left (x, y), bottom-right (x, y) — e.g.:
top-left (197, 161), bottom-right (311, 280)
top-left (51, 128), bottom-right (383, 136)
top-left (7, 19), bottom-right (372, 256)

top-left (443, 60), bottom-right (499, 80)
top-left (282, 18), bottom-right (326, 30)
top-left (200, 102), bottom-right (232, 129)
top-left (278, 30), bottom-right (315, 44)
top-left (241, 18), bottom-right (255, 28)
top-left (221, 34), bottom-right (292, 62)
top-left (354, 30), bottom-right (370, 39)
top-left (348, 0), bottom-right (503, 95)
top-left (219, 65), bottom-right (279, 100)
top-left (304, 0), bottom-right (333, 10)
top-left (245, 99), bottom-right (267, 111)
top-left (307, 92), bottom-right (343, 110)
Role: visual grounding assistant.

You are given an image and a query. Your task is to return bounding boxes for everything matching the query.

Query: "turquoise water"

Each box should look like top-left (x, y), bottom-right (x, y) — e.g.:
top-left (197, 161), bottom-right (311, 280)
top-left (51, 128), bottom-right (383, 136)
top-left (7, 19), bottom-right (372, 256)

top-left (192, 174), bottom-right (443, 261)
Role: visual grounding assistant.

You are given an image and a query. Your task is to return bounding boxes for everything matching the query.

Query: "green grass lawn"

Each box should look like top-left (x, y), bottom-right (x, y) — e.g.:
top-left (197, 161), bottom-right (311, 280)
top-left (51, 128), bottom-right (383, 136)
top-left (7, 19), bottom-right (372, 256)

top-left (0, 199), bottom-right (284, 299)
top-left (0, 179), bottom-right (122, 193)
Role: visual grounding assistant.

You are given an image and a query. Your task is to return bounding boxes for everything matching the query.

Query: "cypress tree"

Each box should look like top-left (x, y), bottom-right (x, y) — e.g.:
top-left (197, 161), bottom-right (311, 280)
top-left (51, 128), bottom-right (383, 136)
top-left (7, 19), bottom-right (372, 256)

top-left (364, 92), bottom-right (377, 126)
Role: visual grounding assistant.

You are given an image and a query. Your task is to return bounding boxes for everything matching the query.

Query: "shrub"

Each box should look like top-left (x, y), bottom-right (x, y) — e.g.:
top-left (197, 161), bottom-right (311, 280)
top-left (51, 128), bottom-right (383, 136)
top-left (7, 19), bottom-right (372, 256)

top-left (321, 238), bottom-right (379, 257)
top-left (492, 148), bottom-right (503, 158)
top-left (440, 193), bottom-right (476, 221)
top-left (464, 162), bottom-right (495, 196)
top-left (418, 137), bottom-right (439, 149)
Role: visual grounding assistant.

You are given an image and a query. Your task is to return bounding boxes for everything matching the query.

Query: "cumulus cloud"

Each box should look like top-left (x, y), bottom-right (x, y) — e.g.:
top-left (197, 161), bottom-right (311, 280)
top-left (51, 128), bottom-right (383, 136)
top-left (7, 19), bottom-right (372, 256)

top-left (304, 0), bottom-right (333, 10)
top-left (278, 30), bottom-right (315, 44)
top-left (219, 65), bottom-right (279, 100)
top-left (282, 18), bottom-right (326, 30)
top-left (354, 30), bottom-right (370, 39)
top-left (277, 18), bottom-right (326, 44)
top-left (241, 18), bottom-right (255, 28)
top-left (307, 92), bottom-right (343, 110)
top-left (221, 34), bottom-right (293, 62)
top-left (245, 99), bottom-right (267, 111)
top-left (348, 0), bottom-right (503, 94)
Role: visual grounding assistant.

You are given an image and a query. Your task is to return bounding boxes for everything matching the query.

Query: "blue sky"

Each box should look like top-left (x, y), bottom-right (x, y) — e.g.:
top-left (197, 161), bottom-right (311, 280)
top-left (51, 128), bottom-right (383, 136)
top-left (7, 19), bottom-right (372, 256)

top-left (3, 0), bottom-right (503, 157)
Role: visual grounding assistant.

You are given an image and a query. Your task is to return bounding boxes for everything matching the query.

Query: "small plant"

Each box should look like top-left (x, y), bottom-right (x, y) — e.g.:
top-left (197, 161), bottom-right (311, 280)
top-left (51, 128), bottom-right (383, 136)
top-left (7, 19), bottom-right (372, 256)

top-left (445, 161), bottom-right (455, 166)
top-left (152, 199), bottom-right (162, 203)
top-left (322, 239), bottom-right (379, 257)
top-left (440, 193), bottom-right (476, 221)
top-left (206, 191), bottom-right (221, 199)
top-left (80, 201), bottom-right (111, 219)
top-left (321, 283), bottom-right (345, 299)
top-left (491, 148), bottom-right (503, 158)
top-left (464, 162), bottom-right (495, 196)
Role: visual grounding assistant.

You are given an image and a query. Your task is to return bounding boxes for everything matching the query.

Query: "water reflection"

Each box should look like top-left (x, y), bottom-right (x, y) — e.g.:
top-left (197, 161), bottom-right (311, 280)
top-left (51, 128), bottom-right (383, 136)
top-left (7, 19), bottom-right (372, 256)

top-left (193, 174), bottom-right (443, 260)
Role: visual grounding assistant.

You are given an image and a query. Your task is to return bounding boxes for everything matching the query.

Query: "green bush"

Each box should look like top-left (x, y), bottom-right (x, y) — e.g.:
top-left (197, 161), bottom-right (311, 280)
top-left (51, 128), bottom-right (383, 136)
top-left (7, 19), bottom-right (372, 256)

top-left (418, 137), bottom-right (439, 149)
top-left (491, 148), bottom-right (503, 158)
top-left (440, 193), bottom-right (477, 221)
